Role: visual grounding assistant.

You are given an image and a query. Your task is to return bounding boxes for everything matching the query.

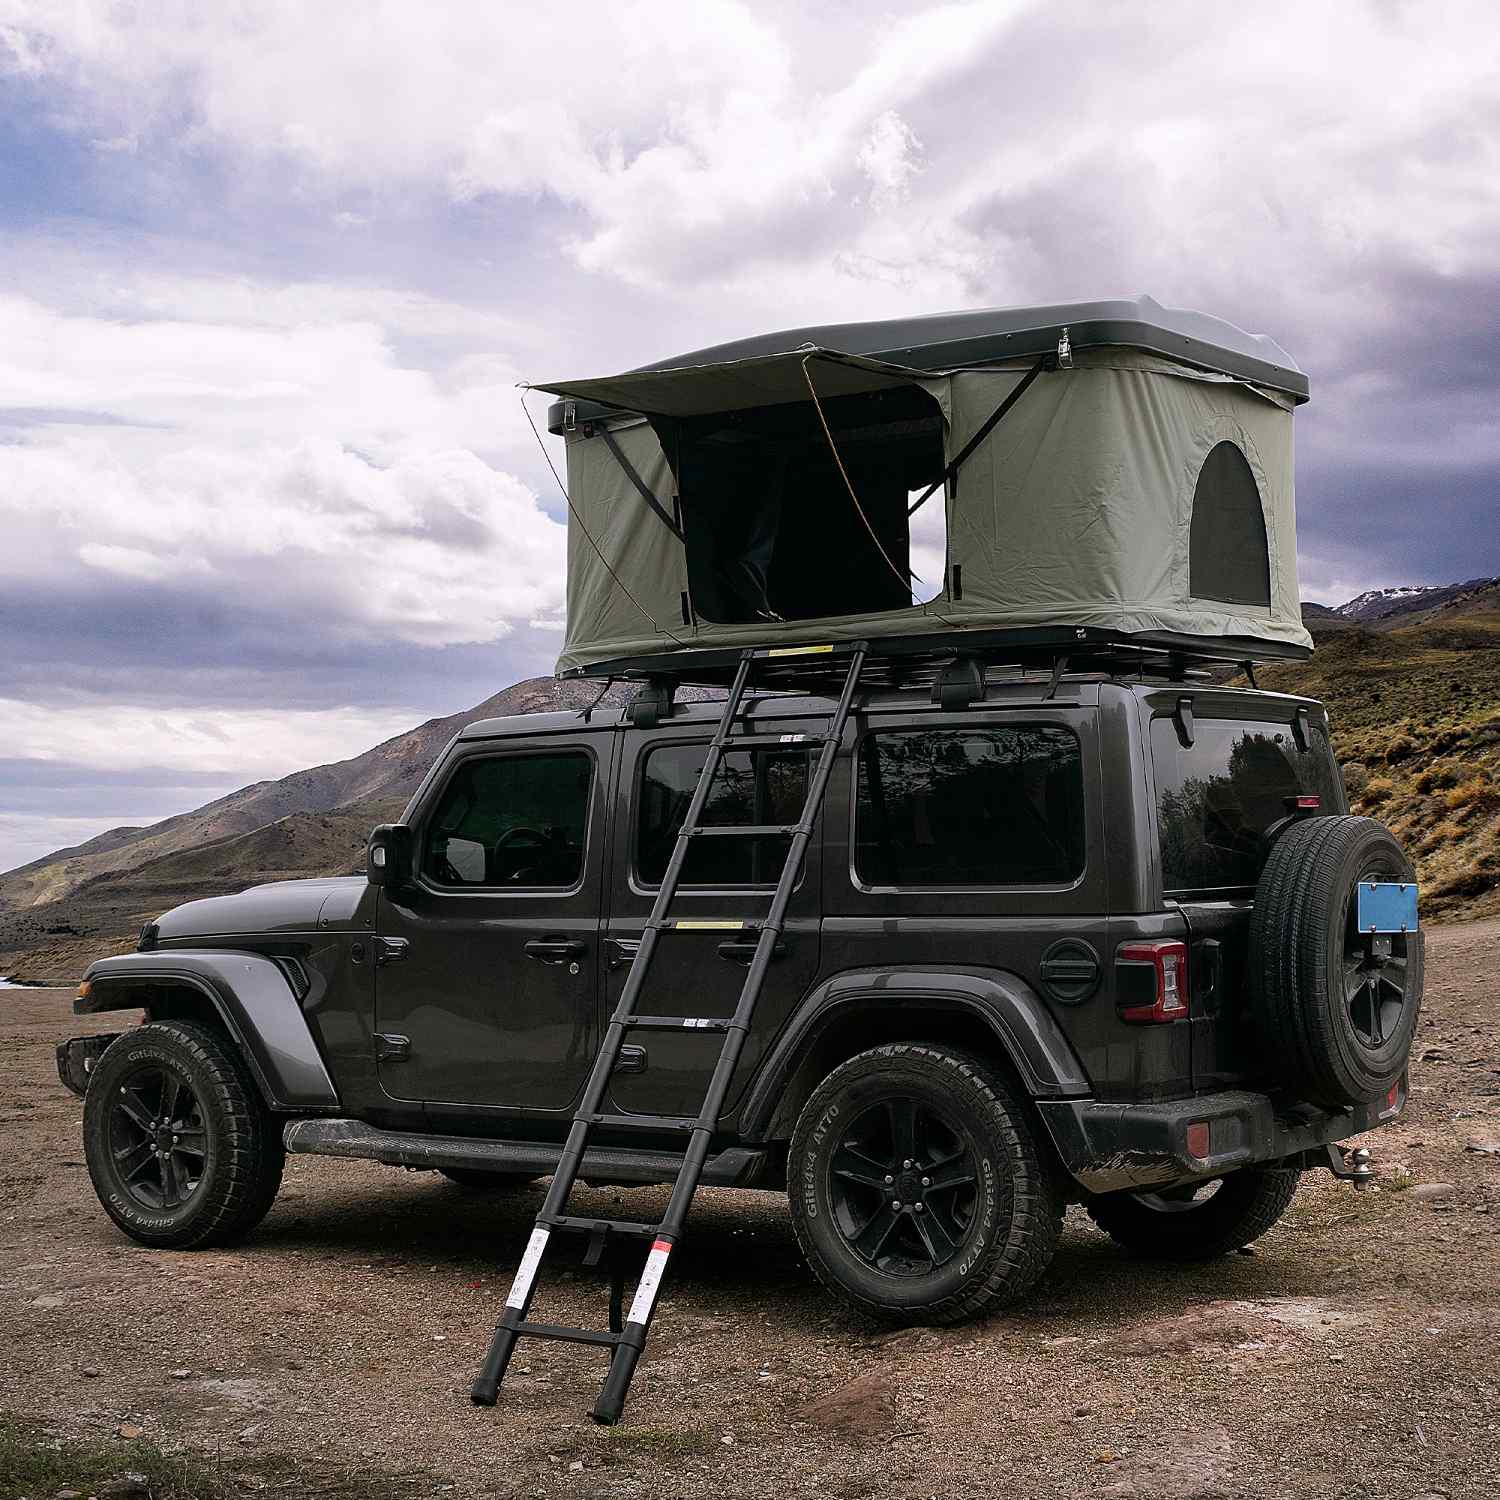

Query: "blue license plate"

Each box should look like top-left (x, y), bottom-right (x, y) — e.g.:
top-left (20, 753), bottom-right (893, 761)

top-left (1356, 881), bottom-right (1419, 934)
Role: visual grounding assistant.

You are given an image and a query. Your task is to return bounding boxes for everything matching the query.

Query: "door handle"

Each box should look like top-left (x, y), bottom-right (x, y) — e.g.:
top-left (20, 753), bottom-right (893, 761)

top-left (524, 937), bottom-right (588, 963)
top-left (717, 938), bottom-right (786, 964)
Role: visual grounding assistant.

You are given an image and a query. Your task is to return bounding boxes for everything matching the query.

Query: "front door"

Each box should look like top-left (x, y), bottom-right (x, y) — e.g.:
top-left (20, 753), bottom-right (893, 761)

top-left (375, 733), bottom-right (610, 1114)
top-left (603, 714), bottom-right (823, 1121)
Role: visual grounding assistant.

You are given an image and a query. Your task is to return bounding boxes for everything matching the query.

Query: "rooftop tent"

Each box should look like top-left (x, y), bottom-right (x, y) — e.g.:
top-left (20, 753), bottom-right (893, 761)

top-left (533, 297), bottom-right (1313, 675)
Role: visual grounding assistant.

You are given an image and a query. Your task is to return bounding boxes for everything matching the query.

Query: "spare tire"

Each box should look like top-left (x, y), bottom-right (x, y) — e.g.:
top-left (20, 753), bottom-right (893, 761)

top-left (1250, 815), bottom-right (1422, 1109)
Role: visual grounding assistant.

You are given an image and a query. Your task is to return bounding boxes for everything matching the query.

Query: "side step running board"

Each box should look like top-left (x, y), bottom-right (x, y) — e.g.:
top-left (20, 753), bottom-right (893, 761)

top-left (283, 1118), bottom-right (769, 1188)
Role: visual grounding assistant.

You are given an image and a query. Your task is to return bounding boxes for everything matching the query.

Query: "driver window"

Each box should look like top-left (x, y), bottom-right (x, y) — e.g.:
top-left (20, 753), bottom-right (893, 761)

top-left (424, 751), bottom-right (592, 889)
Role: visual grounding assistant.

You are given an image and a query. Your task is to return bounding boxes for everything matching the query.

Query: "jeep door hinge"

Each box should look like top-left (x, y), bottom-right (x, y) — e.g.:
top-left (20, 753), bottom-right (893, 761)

top-left (374, 1033), bottom-right (411, 1062)
top-left (374, 936), bottom-right (409, 967)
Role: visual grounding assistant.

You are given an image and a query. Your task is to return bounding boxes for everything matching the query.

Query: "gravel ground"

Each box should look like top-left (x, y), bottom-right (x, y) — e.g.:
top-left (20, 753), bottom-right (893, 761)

top-left (3, 921), bottom-right (1498, 1500)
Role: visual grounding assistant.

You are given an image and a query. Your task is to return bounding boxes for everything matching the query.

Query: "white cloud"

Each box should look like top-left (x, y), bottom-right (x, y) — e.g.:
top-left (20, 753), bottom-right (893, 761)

top-left (0, 698), bottom-right (419, 778)
top-left (5, 0), bottom-right (1496, 326)
top-left (0, 288), bottom-right (567, 648)
top-left (857, 110), bottom-right (924, 207)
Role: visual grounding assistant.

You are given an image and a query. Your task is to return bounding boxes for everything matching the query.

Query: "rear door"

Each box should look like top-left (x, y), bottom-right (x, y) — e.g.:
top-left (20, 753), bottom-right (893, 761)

top-left (1143, 691), bottom-right (1345, 1090)
top-left (374, 731), bottom-right (611, 1115)
top-left (602, 711), bottom-right (823, 1121)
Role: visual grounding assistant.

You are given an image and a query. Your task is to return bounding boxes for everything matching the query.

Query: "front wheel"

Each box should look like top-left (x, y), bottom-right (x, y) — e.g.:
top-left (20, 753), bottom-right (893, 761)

top-left (1085, 1166), bottom-right (1300, 1260)
top-left (83, 1019), bottom-right (285, 1248)
top-left (788, 1043), bottom-right (1062, 1324)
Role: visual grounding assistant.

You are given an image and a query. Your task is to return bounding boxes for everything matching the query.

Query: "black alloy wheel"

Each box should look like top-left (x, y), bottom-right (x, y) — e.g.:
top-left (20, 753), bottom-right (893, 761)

top-left (828, 1095), bottom-right (978, 1275)
top-left (1343, 873), bottom-right (1413, 1049)
top-left (1249, 815), bottom-right (1423, 1108)
top-left (83, 1019), bottom-right (285, 1248)
top-left (108, 1062), bottom-right (208, 1211)
top-left (788, 1043), bottom-right (1062, 1324)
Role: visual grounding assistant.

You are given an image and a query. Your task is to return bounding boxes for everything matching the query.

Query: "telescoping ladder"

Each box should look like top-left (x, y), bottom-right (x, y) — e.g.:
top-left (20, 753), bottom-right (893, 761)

top-left (470, 643), bottom-right (868, 1424)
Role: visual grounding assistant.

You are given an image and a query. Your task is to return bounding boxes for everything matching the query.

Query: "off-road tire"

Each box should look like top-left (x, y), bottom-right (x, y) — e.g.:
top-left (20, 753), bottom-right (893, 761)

top-left (1085, 1167), bottom-right (1301, 1259)
top-left (83, 1019), bottom-right (285, 1248)
top-left (788, 1043), bottom-right (1063, 1324)
top-left (1250, 815), bottom-right (1422, 1108)
top-left (438, 1168), bottom-right (537, 1191)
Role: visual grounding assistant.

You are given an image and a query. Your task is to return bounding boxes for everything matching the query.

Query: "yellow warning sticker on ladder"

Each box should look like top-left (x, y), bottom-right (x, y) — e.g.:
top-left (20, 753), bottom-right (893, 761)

top-left (765, 643), bottom-right (834, 657)
top-left (672, 919), bottom-right (746, 931)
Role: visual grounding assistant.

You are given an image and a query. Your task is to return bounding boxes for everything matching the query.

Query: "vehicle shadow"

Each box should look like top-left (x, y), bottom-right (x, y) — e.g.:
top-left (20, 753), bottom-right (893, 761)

top-left (245, 1169), bottom-right (1364, 1339)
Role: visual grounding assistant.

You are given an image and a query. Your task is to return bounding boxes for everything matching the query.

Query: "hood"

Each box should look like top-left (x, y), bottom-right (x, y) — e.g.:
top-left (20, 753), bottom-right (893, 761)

top-left (154, 876), bottom-right (369, 943)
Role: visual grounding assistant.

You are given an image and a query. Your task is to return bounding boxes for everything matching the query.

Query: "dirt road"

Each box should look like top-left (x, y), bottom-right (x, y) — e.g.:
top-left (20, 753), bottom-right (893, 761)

top-left (3, 923), bottom-right (1498, 1499)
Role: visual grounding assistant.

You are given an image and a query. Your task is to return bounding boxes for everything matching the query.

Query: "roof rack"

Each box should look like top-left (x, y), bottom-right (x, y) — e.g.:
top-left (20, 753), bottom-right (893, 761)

top-left (560, 626), bottom-right (1305, 696)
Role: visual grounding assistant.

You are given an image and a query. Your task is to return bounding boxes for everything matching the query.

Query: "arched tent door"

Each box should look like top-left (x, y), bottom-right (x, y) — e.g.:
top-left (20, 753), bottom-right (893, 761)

top-left (1188, 440), bottom-right (1271, 608)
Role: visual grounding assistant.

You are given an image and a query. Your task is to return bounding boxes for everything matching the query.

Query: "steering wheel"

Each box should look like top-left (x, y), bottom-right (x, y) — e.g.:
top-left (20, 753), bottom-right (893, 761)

top-left (495, 826), bottom-right (551, 852)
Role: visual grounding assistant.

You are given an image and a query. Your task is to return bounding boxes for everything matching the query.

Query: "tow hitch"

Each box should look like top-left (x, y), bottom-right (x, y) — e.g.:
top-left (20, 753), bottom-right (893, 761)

top-left (1293, 1142), bottom-right (1377, 1186)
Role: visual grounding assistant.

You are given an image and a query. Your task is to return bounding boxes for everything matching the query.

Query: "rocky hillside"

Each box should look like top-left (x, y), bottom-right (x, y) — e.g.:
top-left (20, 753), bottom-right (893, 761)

top-left (1255, 580), bottom-right (1500, 920)
top-left (1331, 576), bottom-right (1498, 625)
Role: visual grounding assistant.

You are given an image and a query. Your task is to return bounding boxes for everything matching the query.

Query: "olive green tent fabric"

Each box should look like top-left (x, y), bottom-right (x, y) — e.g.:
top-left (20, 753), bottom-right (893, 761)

top-left (550, 347), bottom-right (1310, 672)
top-left (533, 347), bottom-right (923, 418)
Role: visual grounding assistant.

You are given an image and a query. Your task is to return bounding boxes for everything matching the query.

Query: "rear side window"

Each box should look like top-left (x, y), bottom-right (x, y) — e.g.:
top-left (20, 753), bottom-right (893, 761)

top-left (855, 726), bottom-right (1085, 886)
top-left (1151, 717), bottom-right (1341, 893)
top-left (424, 751), bottom-right (592, 889)
top-left (637, 743), bottom-right (809, 886)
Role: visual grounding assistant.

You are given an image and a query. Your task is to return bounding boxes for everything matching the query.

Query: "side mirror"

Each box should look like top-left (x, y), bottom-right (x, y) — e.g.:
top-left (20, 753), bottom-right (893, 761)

top-left (367, 823), bottom-right (413, 888)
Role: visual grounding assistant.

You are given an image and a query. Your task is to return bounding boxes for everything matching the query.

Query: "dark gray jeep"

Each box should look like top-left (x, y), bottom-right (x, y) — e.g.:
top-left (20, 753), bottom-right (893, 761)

top-left (62, 669), bottom-right (1421, 1323)
top-left (60, 303), bottom-right (1423, 1375)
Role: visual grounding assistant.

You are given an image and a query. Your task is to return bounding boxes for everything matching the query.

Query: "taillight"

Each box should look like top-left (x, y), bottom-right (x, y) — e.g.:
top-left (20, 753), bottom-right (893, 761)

top-left (1116, 940), bottom-right (1190, 1023)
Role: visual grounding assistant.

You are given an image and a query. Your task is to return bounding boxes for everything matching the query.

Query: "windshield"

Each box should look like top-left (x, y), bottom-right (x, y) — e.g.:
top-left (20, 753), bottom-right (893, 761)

top-left (1151, 714), bottom-right (1342, 894)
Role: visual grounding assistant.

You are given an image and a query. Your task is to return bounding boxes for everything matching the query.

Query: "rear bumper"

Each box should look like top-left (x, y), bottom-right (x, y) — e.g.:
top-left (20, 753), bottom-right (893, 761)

top-left (1038, 1079), bottom-right (1405, 1194)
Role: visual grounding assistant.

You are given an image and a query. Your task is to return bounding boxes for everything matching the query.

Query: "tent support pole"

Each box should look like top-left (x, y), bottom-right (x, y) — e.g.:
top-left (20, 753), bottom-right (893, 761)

top-left (908, 356), bottom-right (1051, 517)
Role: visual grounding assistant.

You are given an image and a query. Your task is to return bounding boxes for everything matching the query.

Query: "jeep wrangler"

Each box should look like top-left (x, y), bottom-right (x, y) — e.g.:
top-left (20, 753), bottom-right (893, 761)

top-left (62, 660), bottom-right (1420, 1335)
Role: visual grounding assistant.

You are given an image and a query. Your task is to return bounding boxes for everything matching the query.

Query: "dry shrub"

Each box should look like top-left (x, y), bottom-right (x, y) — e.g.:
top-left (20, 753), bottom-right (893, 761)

top-left (1385, 734), bottom-right (1417, 764)
top-left (1446, 776), bottom-right (1498, 815)
top-left (1361, 777), bottom-right (1396, 806)
top-left (1341, 761), bottom-right (1370, 797)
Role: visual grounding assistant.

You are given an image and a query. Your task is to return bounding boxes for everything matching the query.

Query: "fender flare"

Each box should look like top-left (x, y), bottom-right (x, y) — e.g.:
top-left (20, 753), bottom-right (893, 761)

top-left (77, 950), bottom-right (340, 1112)
top-left (738, 965), bottom-right (1091, 1141)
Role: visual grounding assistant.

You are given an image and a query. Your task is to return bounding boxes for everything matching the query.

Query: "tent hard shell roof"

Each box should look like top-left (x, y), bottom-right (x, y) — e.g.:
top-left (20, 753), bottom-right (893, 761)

top-left (543, 295), bottom-right (1307, 432)
top-left (537, 299), bottom-right (1313, 680)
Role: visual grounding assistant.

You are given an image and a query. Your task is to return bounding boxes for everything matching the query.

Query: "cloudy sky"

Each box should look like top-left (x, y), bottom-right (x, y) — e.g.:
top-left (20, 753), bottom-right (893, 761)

top-left (0, 1), bottom-right (1497, 873)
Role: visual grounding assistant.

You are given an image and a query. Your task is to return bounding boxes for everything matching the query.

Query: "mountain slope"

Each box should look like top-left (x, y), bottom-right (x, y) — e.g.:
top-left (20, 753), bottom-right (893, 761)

top-left (1254, 584), bottom-right (1500, 918)
top-left (0, 678), bottom-right (631, 912)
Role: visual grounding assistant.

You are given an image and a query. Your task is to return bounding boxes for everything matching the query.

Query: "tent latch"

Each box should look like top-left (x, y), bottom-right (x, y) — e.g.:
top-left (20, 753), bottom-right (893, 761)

top-left (1056, 326), bottom-right (1073, 369)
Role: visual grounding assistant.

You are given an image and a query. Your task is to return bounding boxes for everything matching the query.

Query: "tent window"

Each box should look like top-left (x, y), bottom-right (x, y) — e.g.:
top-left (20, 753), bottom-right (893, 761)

top-left (1189, 441), bottom-right (1270, 607)
top-left (654, 383), bottom-right (945, 624)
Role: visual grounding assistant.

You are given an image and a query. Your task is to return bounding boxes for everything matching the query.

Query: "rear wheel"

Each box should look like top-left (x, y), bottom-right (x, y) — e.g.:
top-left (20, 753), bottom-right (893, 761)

top-left (83, 1020), bottom-right (285, 1248)
top-left (788, 1043), bottom-right (1062, 1324)
top-left (1085, 1167), bottom-right (1300, 1259)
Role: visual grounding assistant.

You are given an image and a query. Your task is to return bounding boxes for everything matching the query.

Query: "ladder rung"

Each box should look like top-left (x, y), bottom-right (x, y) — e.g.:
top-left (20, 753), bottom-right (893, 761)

top-left (657, 918), bottom-right (758, 933)
top-left (721, 732), bottom-right (829, 748)
top-left (686, 823), bottom-right (798, 839)
top-left (585, 1111), bottom-right (703, 1132)
top-left (622, 1015), bottom-right (732, 1033)
top-left (543, 1215), bottom-right (659, 1239)
top-left (515, 1321), bottom-right (620, 1348)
